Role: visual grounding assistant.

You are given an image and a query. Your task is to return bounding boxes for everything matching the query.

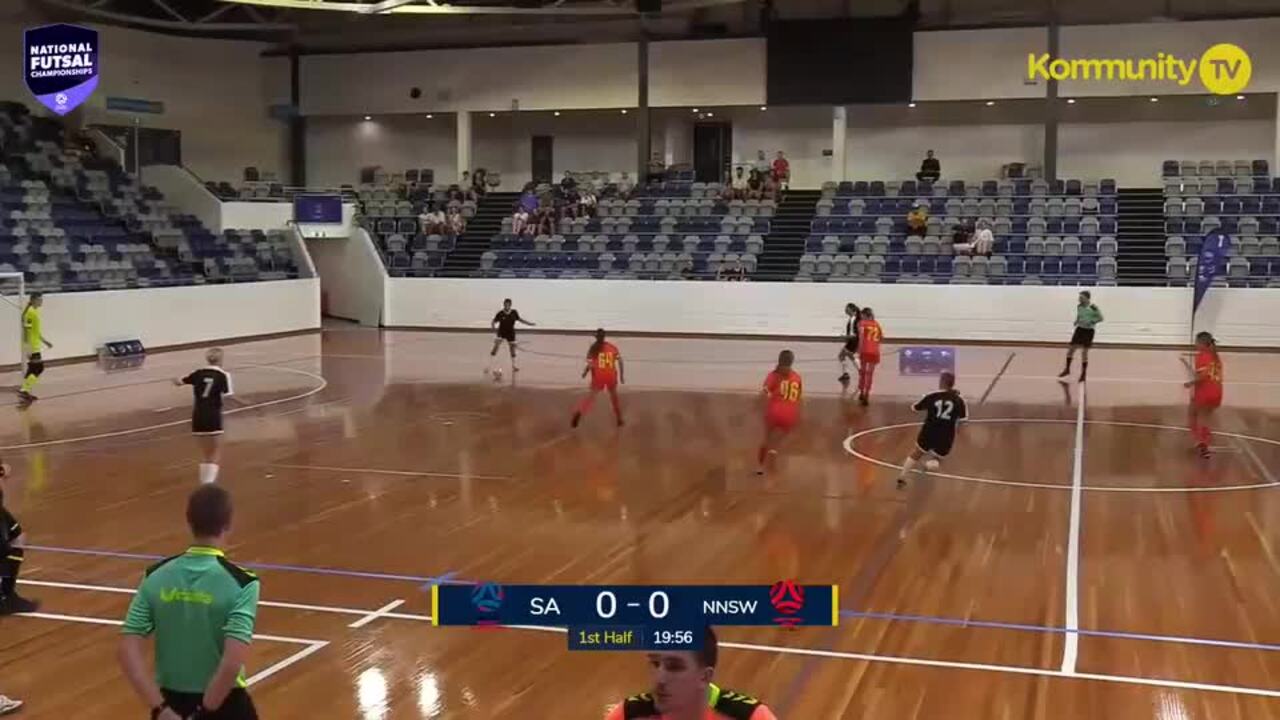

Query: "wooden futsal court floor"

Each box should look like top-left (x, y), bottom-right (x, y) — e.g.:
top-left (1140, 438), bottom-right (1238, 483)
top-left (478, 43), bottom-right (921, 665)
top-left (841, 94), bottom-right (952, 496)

top-left (1, 327), bottom-right (1279, 718)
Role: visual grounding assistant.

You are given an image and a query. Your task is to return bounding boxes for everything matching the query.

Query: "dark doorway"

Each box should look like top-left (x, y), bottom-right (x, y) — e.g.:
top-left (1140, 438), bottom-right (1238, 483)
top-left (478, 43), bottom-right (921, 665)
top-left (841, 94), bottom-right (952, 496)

top-left (531, 135), bottom-right (554, 184)
top-left (693, 122), bottom-right (731, 184)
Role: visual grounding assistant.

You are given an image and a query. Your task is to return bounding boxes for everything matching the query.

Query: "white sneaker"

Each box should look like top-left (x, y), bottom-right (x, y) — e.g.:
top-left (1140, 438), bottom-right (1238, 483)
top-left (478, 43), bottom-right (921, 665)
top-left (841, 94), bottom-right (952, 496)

top-left (0, 695), bottom-right (24, 715)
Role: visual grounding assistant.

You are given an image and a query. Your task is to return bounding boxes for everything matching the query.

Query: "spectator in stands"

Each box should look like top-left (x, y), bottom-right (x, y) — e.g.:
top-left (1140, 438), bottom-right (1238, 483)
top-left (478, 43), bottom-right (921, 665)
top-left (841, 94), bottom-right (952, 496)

top-left (907, 204), bottom-right (929, 238)
top-left (950, 219), bottom-right (975, 253)
top-left (618, 171), bottom-right (635, 197)
top-left (534, 206), bottom-right (555, 236)
top-left (754, 150), bottom-right (771, 175)
top-left (746, 169), bottom-right (765, 200)
top-left (771, 151), bottom-right (790, 190)
top-left (419, 207), bottom-right (445, 235)
top-left (731, 166), bottom-right (749, 200)
top-left (578, 188), bottom-right (597, 218)
top-left (447, 182), bottom-right (466, 203)
top-left (512, 207), bottom-right (530, 237)
top-left (954, 218), bottom-right (994, 256)
top-left (916, 149), bottom-right (941, 183)
top-left (647, 153), bottom-right (666, 184)
top-left (717, 259), bottom-right (747, 281)
top-left (472, 168), bottom-right (488, 198)
top-left (446, 207), bottom-right (466, 236)
top-left (560, 171), bottom-right (578, 193)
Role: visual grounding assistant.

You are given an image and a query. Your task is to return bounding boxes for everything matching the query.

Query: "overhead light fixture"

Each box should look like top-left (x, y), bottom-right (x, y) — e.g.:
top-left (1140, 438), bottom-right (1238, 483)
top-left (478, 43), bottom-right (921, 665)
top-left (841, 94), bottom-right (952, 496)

top-left (488, 112), bottom-right (496, 117)
top-left (1149, 97), bottom-right (1159, 103)
top-left (985, 100), bottom-right (995, 106)
top-left (707, 112), bottom-right (714, 117)
top-left (692, 108), bottom-right (699, 113)
top-left (908, 102), bottom-right (917, 108)
top-left (760, 106), bottom-right (767, 111)
top-left (425, 114), bottom-right (433, 118)
top-left (363, 115), bottom-right (371, 121)
top-left (553, 111), bottom-right (560, 117)
top-left (1237, 94), bottom-right (1246, 100)
top-left (621, 109), bottom-right (627, 114)
top-left (1066, 98), bottom-right (1076, 104)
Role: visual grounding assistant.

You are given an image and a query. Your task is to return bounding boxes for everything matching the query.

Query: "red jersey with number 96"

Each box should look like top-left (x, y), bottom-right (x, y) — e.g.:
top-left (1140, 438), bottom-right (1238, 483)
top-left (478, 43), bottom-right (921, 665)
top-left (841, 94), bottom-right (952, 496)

top-left (764, 369), bottom-right (802, 428)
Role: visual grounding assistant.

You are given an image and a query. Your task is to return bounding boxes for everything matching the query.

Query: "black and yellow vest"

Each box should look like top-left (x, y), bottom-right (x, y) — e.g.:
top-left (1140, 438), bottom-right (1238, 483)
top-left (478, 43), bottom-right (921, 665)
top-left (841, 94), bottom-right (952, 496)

top-left (621, 684), bottom-right (763, 719)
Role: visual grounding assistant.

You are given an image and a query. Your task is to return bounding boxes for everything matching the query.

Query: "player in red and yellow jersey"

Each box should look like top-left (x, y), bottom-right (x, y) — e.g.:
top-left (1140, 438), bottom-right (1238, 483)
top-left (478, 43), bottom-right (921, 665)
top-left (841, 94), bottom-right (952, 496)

top-left (758, 350), bottom-right (801, 475)
top-left (572, 329), bottom-right (624, 428)
top-left (856, 307), bottom-right (883, 405)
top-left (604, 627), bottom-right (777, 720)
top-left (1185, 331), bottom-right (1223, 459)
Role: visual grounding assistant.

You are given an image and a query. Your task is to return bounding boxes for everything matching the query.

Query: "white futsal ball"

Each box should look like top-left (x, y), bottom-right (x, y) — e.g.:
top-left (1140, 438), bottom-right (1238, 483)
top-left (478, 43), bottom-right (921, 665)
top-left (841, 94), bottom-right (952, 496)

top-left (924, 459), bottom-right (940, 471)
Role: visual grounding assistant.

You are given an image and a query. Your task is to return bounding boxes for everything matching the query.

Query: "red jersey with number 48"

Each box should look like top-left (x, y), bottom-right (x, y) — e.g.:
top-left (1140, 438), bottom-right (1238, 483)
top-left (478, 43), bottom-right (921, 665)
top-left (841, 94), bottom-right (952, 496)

top-left (591, 342), bottom-right (621, 382)
top-left (1194, 348), bottom-right (1223, 400)
top-left (859, 320), bottom-right (883, 357)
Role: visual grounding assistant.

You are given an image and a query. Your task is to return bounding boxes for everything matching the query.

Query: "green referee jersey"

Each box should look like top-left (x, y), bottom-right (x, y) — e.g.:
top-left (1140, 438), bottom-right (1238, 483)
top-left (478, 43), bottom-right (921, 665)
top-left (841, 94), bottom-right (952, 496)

top-left (1075, 304), bottom-right (1104, 329)
top-left (121, 546), bottom-right (260, 694)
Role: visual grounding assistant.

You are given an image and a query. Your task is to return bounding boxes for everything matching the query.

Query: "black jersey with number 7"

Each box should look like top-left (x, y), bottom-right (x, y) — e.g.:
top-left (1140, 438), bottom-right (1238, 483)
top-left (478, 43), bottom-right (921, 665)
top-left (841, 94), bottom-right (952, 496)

top-left (183, 367), bottom-right (234, 414)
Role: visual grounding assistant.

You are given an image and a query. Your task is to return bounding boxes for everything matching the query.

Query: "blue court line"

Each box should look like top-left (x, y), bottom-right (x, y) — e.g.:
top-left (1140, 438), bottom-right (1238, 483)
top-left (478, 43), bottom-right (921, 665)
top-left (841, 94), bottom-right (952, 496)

top-left (27, 544), bottom-right (471, 586)
top-left (28, 544), bottom-right (1280, 654)
top-left (840, 609), bottom-right (1280, 653)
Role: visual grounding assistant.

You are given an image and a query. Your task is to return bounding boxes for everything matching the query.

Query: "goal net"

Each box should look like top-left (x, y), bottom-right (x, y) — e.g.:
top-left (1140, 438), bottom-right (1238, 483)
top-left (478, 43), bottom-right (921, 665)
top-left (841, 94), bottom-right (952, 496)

top-left (0, 273), bottom-right (27, 369)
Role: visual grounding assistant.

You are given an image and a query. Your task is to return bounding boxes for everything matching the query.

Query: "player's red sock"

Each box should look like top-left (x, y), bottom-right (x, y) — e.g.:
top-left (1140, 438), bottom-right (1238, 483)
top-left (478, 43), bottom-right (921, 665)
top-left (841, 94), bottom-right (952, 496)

top-left (757, 445), bottom-right (768, 464)
top-left (576, 392), bottom-right (597, 416)
top-left (860, 362), bottom-right (877, 395)
top-left (608, 389), bottom-right (622, 424)
top-left (1195, 423), bottom-right (1211, 446)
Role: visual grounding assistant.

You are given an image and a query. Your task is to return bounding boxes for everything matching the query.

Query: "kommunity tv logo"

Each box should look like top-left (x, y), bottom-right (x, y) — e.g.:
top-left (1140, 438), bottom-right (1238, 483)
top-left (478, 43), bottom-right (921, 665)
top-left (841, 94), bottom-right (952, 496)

top-left (1027, 43), bottom-right (1251, 95)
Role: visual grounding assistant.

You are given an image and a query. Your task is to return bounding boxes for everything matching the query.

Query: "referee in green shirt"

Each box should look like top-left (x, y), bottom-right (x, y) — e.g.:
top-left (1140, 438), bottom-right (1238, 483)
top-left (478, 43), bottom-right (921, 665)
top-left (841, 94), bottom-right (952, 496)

top-left (1059, 290), bottom-right (1104, 383)
top-left (118, 485), bottom-right (261, 720)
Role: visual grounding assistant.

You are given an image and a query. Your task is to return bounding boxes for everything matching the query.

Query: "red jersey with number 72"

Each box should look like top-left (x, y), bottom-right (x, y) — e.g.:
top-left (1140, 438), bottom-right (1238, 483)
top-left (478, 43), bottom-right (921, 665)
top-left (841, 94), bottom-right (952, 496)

top-left (859, 320), bottom-right (883, 358)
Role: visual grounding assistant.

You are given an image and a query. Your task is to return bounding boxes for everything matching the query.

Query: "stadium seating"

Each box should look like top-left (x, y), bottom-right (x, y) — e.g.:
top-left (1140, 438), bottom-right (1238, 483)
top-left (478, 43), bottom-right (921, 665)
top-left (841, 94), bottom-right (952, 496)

top-left (1162, 158), bottom-right (1280, 287)
top-left (799, 176), bottom-right (1116, 285)
top-left (0, 102), bottom-right (299, 291)
top-left (474, 180), bottom-right (773, 280)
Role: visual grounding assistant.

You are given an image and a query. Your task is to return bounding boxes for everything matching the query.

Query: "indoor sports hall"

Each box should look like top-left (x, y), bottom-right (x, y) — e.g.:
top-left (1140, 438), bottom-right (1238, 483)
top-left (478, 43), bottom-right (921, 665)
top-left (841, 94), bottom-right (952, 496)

top-left (2, 0), bottom-right (1280, 718)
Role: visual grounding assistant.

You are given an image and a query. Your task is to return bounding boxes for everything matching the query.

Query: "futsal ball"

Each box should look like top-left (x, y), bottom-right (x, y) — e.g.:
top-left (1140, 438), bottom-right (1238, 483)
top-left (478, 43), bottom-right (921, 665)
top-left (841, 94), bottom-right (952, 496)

top-left (924, 459), bottom-right (940, 471)
top-left (492, 368), bottom-right (503, 382)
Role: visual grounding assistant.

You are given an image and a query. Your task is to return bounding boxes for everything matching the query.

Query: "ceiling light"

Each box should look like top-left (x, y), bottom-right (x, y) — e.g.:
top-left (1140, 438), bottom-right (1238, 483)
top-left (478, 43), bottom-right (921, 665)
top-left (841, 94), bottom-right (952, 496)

top-left (1236, 94), bottom-right (1246, 100)
top-left (1149, 97), bottom-right (1159, 103)
top-left (488, 112), bottom-right (496, 117)
top-left (760, 106), bottom-right (767, 111)
top-left (908, 102), bottom-right (917, 108)
top-left (425, 114), bottom-right (433, 118)
top-left (707, 112), bottom-right (714, 117)
top-left (1066, 98), bottom-right (1076, 104)
top-left (621, 109), bottom-right (627, 114)
top-left (363, 115), bottom-right (371, 121)
top-left (985, 100), bottom-right (995, 106)
top-left (554, 111), bottom-right (560, 117)
top-left (692, 108), bottom-right (699, 113)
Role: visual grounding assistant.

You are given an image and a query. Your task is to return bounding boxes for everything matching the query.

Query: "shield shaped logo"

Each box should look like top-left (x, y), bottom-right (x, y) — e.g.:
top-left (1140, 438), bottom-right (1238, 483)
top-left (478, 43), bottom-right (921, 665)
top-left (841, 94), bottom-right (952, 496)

top-left (24, 24), bottom-right (99, 116)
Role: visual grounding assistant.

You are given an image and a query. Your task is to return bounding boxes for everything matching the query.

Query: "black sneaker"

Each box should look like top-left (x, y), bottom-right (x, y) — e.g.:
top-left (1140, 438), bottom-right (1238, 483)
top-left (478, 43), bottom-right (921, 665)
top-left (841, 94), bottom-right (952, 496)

top-left (1197, 443), bottom-right (1211, 459)
top-left (838, 373), bottom-right (851, 383)
top-left (858, 394), bottom-right (869, 407)
top-left (896, 477), bottom-right (907, 489)
top-left (570, 412), bottom-right (581, 429)
top-left (0, 594), bottom-right (40, 615)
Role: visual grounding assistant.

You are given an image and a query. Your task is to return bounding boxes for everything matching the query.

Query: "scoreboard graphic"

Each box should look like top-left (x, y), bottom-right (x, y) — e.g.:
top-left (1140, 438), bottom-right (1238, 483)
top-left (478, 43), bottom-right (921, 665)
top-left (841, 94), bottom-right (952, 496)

top-left (431, 582), bottom-right (839, 652)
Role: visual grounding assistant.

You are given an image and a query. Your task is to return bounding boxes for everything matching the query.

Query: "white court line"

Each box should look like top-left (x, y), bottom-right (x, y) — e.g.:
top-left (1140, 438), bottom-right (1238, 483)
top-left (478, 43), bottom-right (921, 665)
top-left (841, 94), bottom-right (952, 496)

top-left (1061, 382), bottom-right (1086, 674)
top-left (348, 599), bottom-right (406, 629)
top-left (21, 578), bottom-right (1280, 698)
top-left (843, 418), bottom-right (1280, 493)
top-left (0, 364), bottom-right (328, 451)
top-left (268, 463), bottom-right (512, 481)
top-left (244, 641), bottom-right (329, 686)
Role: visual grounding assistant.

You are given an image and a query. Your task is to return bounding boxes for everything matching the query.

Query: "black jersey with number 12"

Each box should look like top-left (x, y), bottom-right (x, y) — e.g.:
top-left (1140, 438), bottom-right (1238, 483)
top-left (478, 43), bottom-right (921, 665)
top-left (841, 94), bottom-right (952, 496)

top-left (913, 389), bottom-right (968, 431)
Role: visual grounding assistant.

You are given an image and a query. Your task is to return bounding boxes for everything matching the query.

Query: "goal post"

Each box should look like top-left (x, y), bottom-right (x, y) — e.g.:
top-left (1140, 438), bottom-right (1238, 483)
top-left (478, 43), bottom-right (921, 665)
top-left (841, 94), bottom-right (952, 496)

top-left (0, 273), bottom-right (27, 369)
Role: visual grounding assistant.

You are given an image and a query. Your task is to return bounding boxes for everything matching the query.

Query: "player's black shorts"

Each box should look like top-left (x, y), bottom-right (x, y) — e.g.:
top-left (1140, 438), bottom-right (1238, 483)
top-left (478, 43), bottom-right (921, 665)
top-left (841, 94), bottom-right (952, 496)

top-left (496, 329), bottom-right (516, 343)
top-left (842, 338), bottom-right (858, 354)
top-left (916, 424), bottom-right (956, 457)
top-left (1, 507), bottom-right (22, 547)
top-left (25, 352), bottom-right (44, 377)
top-left (1070, 327), bottom-right (1095, 348)
top-left (160, 688), bottom-right (257, 720)
top-left (192, 409), bottom-right (224, 435)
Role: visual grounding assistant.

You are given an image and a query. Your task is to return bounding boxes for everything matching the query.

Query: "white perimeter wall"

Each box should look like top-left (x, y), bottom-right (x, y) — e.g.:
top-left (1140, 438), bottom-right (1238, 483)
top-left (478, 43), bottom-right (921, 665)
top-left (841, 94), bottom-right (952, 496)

top-left (24, 279), bottom-right (320, 364)
top-left (383, 278), bottom-right (1280, 348)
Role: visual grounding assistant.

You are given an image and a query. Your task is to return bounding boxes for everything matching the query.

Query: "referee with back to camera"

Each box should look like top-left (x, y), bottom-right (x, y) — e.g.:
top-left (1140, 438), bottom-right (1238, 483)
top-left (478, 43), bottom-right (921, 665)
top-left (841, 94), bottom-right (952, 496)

top-left (606, 627), bottom-right (777, 720)
top-left (118, 485), bottom-right (261, 720)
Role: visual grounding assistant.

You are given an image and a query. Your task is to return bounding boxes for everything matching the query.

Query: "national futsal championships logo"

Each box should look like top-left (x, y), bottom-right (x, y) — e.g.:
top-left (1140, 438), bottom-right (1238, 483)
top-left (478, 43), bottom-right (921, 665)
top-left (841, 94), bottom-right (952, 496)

top-left (23, 23), bottom-right (99, 115)
top-left (1027, 43), bottom-right (1251, 96)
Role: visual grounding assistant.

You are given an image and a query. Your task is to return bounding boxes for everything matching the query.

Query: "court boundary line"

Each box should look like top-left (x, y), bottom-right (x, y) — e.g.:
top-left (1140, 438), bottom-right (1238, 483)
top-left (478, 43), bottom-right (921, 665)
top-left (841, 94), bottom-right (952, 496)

top-left (268, 463), bottom-right (513, 482)
top-left (14, 610), bottom-right (328, 688)
top-left (0, 364), bottom-right (329, 451)
top-left (348, 599), bottom-right (406, 629)
top-left (1061, 382), bottom-right (1085, 674)
top-left (843, 418), bottom-right (1280, 493)
top-left (20, 576), bottom-right (1280, 698)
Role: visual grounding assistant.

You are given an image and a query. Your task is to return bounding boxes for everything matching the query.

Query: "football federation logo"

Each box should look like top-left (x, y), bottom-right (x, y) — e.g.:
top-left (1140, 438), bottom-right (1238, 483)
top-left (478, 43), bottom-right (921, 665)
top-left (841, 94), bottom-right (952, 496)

top-left (769, 580), bottom-right (805, 627)
top-left (470, 582), bottom-right (504, 626)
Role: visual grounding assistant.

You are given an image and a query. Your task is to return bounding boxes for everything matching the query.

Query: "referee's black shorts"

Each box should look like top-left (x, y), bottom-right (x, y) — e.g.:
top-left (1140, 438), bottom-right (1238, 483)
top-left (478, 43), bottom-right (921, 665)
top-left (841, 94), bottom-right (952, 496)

top-left (1070, 327), bottom-right (1095, 348)
top-left (916, 424), bottom-right (957, 458)
top-left (159, 688), bottom-right (258, 720)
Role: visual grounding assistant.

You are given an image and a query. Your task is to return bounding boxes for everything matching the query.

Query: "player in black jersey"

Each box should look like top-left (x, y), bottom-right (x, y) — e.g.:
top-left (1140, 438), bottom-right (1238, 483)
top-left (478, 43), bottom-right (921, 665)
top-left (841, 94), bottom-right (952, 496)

top-left (606, 627), bottom-right (776, 720)
top-left (837, 302), bottom-right (861, 385)
top-left (0, 462), bottom-right (39, 616)
top-left (174, 348), bottom-right (235, 485)
top-left (486, 298), bottom-right (535, 378)
top-left (896, 371), bottom-right (968, 488)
